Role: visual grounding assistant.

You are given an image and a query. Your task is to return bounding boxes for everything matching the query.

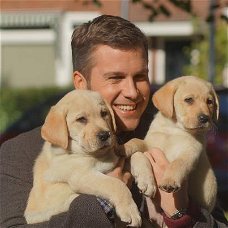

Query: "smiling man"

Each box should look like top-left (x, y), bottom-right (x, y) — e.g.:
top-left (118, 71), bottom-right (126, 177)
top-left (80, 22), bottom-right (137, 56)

top-left (0, 15), bottom-right (227, 228)
top-left (73, 45), bottom-right (150, 132)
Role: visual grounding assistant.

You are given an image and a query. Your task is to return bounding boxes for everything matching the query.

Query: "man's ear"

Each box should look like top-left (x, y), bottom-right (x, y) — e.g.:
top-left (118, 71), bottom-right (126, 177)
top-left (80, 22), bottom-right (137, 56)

top-left (73, 71), bottom-right (88, 89)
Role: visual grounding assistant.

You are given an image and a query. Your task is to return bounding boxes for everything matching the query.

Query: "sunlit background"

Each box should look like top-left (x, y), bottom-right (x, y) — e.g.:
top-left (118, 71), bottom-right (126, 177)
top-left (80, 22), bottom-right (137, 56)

top-left (1, 0), bottom-right (227, 89)
top-left (0, 0), bottom-right (228, 216)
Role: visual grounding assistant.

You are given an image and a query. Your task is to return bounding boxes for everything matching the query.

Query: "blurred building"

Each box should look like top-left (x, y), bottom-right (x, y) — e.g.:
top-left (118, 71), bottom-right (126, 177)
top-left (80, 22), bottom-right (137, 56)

top-left (0, 0), bottom-right (227, 88)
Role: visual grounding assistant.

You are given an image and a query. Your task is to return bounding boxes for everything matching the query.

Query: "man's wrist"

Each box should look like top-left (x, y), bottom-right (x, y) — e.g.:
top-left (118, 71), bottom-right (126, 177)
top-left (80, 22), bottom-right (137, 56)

top-left (162, 199), bottom-right (201, 227)
top-left (163, 205), bottom-right (188, 218)
top-left (170, 208), bottom-right (187, 220)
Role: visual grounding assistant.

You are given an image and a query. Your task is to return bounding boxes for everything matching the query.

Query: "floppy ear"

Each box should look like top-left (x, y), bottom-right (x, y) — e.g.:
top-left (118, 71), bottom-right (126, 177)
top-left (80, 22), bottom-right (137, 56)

top-left (104, 101), bottom-right (117, 132)
top-left (41, 106), bottom-right (69, 149)
top-left (152, 80), bottom-right (178, 118)
top-left (211, 87), bottom-right (220, 122)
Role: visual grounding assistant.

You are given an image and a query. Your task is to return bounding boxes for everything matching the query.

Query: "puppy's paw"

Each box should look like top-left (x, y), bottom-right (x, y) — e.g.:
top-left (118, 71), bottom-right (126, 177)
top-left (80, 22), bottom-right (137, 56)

top-left (135, 174), bottom-right (156, 198)
top-left (131, 152), bottom-right (156, 197)
top-left (159, 178), bottom-right (181, 193)
top-left (116, 201), bottom-right (141, 227)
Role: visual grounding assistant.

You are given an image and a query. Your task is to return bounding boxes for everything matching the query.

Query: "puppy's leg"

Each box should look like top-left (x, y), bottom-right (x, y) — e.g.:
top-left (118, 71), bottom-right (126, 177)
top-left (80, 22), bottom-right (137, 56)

top-left (25, 183), bottom-right (78, 224)
top-left (159, 159), bottom-right (185, 192)
top-left (130, 152), bottom-right (157, 197)
top-left (189, 152), bottom-right (217, 212)
top-left (68, 171), bottom-right (142, 227)
top-left (118, 138), bottom-right (147, 157)
top-left (117, 139), bottom-right (156, 197)
top-left (159, 143), bottom-right (202, 193)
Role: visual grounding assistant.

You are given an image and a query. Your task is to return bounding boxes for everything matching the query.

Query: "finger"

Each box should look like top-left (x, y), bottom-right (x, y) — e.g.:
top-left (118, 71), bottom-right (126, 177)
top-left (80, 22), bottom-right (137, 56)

top-left (123, 172), bottom-right (133, 187)
top-left (147, 148), bottom-right (169, 165)
top-left (144, 152), bottom-right (155, 165)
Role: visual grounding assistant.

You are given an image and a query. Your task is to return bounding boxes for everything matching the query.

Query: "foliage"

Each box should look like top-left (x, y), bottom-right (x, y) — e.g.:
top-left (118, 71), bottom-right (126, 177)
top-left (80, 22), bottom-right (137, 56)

top-left (88, 0), bottom-right (225, 22)
top-left (0, 87), bottom-right (71, 133)
top-left (90, 0), bottom-right (192, 21)
top-left (183, 21), bottom-right (227, 85)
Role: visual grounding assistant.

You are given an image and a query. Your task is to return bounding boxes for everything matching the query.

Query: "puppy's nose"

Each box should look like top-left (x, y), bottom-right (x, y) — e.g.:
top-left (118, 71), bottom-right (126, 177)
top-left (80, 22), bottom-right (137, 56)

top-left (198, 114), bottom-right (209, 124)
top-left (97, 131), bottom-right (111, 142)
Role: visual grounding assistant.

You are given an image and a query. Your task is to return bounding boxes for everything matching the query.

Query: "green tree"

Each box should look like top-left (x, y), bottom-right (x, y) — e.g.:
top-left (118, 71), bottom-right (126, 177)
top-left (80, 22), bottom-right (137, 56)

top-left (89, 0), bottom-right (192, 21)
top-left (183, 21), bottom-right (227, 85)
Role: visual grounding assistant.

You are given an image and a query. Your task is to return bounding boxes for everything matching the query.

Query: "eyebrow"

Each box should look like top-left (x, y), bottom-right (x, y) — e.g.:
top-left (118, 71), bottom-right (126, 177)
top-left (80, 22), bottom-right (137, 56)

top-left (134, 68), bottom-right (149, 75)
top-left (103, 72), bottom-right (125, 78)
top-left (103, 68), bottom-right (148, 78)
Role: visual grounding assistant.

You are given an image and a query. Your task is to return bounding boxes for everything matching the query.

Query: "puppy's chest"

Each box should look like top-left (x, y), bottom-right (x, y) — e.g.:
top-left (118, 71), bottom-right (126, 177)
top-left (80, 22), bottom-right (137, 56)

top-left (93, 152), bottom-right (119, 174)
top-left (145, 131), bottom-right (202, 161)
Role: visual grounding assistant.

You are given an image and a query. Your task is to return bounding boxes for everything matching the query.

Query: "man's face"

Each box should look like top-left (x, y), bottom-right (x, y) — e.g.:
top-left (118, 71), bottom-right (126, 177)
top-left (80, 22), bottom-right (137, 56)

top-left (74, 45), bottom-right (150, 132)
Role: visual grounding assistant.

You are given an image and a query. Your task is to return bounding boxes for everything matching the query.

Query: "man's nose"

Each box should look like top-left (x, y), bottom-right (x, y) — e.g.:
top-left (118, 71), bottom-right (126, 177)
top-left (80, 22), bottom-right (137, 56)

top-left (123, 79), bottom-right (138, 99)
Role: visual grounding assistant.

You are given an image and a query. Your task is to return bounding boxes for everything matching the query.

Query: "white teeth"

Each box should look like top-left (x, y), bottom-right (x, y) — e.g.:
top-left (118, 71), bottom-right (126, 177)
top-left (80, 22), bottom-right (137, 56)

top-left (116, 105), bottom-right (136, 111)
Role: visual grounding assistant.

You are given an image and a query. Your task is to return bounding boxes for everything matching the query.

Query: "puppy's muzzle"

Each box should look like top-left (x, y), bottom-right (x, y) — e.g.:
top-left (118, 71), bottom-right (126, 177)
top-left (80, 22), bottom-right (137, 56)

top-left (97, 131), bottom-right (111, 142)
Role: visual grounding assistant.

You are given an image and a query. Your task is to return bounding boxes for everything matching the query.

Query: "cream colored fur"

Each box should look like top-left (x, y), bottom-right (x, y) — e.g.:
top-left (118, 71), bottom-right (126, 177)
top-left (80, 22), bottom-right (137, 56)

top-left (24, 90), bottom-right (154, 226)
top-left (129, 76), bottom-right (218, 212)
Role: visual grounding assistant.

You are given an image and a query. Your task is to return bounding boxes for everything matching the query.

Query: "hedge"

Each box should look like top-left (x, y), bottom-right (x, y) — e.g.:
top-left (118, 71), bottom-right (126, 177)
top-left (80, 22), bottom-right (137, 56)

top-left (0, 87), bottom-right (72, 133)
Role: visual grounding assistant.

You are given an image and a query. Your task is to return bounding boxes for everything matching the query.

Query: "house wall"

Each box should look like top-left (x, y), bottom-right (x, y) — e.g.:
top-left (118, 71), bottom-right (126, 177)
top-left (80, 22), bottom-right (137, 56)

top-left (1, 44), bottom-right (55, 88)
top-left (1, 0), bottom-right (226, 88)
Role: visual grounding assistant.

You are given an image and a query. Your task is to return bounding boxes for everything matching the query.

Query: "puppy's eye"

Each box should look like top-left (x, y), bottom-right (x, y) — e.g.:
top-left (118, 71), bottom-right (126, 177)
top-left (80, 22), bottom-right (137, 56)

top-left (101, 110), bottom-right (108, 118)
top-left (207, 98), bottom-right (213, 105)
top-left (76, 117), bottom-right (87, 124)
top-left (184, 97), bottom-right (194, 104)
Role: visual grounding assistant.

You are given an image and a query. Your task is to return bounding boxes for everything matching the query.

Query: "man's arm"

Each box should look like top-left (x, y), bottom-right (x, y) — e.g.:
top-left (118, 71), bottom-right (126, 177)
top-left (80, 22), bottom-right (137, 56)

top-left (0, 128), bottom-right (113, 228)
top-left (145, 149), bottom-right (228, 228)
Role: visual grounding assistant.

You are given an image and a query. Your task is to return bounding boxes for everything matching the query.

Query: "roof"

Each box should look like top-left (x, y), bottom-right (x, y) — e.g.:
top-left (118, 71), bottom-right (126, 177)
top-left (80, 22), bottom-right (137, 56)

top-left (0, 11), bottom-right (61, 28)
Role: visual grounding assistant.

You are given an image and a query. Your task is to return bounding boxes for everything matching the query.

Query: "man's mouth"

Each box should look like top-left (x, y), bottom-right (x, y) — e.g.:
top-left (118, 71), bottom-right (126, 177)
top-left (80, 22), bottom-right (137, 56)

top-left (114, 104), bottom-right (137, 111)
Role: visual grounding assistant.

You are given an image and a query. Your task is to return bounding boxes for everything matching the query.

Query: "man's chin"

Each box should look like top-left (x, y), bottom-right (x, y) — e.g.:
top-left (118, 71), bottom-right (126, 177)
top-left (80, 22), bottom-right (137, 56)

top-left (116, 119), bottom-right (139, 132)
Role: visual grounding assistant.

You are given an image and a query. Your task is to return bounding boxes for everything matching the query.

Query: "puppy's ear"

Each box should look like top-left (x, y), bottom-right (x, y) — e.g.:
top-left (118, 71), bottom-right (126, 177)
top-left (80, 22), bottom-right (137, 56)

top-left (41, 106), bottom-right (68, 149)
top-left (104, 101), bottom-right (117, 132)
top-left (211, 87), bottom-right (219, 122)
top-left (152, 80), bottom-right (178, 118)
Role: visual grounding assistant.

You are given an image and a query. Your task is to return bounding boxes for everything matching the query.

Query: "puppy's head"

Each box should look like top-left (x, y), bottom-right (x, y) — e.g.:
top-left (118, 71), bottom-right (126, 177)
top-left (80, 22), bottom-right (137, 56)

top-left (152, 76), bottom-right (219, 132)
top-left (41, 90), bottom-right (116, 155)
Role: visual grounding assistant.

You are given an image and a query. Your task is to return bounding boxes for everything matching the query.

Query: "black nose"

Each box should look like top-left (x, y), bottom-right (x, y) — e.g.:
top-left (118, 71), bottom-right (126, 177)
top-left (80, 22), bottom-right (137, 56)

top-left (198, 114), bottom-right (209, 124)
top-left (97, 131), bottom-right (111, 141)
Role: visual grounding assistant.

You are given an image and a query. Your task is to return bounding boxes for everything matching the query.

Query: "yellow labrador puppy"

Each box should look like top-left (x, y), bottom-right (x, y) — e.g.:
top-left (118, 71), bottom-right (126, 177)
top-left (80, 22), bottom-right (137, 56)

top-left (129, 76), bottom-right (218, 212)
top-left (24, 90), bottom-right (154, 226)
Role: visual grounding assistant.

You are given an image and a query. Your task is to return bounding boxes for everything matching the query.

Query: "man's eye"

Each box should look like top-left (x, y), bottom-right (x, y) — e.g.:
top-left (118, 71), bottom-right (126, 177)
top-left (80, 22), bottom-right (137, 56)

top-left (76, 117), bottom-right (87, 124)
top-left (109, 76), bottom-right (123, 81)
top-left (135, 74), bottom-right (147, 81)
top-left (184, 97), bottom-right (194, 104)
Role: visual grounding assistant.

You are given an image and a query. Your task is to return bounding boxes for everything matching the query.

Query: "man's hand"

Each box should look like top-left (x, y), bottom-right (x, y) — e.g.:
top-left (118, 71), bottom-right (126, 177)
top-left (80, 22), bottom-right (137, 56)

top-left (145, 148), bottom-right (189, 217)
top-left (107, 157), bottom-right (133, 188)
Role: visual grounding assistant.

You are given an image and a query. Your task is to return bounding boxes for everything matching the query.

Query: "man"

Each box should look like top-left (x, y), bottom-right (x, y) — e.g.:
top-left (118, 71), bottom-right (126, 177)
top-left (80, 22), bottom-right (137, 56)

top-left (0, 15), bottom-right (227, 228)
